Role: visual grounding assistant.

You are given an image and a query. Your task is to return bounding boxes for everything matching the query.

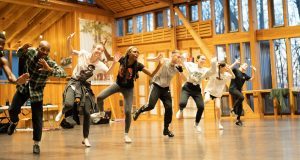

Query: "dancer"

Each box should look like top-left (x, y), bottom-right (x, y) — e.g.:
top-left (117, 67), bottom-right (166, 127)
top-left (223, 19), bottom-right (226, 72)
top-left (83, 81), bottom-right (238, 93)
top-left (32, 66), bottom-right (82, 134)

top-left (0, 32), bottom-right (29, 84)
top-left (55, 33), bottom-right (119, 147)
top-left (176, 55), bottom-right (217, 132)
top-left (203, 62), bottom-right (235, 130)
top-left (95, 46), bottom-right (162, 143)
top-left (133, 50), bottom-right (186, 137)
top-left (229, 61), bottom-right (256, 126)
top-left (8, 41), bottom-right (66, 154)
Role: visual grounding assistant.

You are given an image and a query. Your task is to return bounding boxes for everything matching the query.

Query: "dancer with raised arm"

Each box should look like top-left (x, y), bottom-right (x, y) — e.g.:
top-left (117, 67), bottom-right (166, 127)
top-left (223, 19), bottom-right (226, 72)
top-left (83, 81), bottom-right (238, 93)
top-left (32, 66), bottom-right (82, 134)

top-left (95, 46), bottom-right (162, 143)
top-left (55, 33), bottom-right (119, 147)
top-left (133, 50), bottom-right (186, 137)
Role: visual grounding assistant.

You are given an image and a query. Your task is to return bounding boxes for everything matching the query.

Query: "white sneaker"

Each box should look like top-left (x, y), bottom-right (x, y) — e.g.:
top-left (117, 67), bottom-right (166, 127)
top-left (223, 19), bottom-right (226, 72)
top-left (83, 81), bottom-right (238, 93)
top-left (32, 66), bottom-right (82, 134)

top-left (176, 110), bottom-right (183, 119)
top-left (124, 134), bottom-right (132, 143)
top-left (55, 111), bottom-right (63, 122)
top-left (82, 138), bottom-right (91, 147)
top-left (218, 123), bottom-right (224, 130)
top-left (91, 112), bottom-right (105, 118)
top-left (194, 124), bottom-right (202, 132)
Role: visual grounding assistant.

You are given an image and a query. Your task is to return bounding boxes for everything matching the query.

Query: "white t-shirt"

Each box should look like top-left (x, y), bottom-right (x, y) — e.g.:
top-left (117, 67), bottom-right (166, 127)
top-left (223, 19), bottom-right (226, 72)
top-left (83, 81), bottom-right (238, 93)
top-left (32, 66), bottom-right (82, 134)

top-left (184, 57), bottom-right (217, 85)
top-left (152, 58), bottom-right (178, 88)
top-left (204, 72), bottom-right (233, 98)
top-left (72, 50), bottom-right (108, 81)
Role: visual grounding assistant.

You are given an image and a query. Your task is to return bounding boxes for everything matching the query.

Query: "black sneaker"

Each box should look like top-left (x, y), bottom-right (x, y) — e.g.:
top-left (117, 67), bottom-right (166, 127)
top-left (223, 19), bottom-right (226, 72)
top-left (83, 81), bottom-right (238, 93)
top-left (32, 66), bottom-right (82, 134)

top-left (132, 109), bottom-right (141, 121)
top-left (7, 123), bottom-right (17, 135)
top-left (235, 120), bottom-right (243, 126)
top-left (163, 129), bottom-right (174, 137)
top-left (33, 144), bottom-right (40, 154)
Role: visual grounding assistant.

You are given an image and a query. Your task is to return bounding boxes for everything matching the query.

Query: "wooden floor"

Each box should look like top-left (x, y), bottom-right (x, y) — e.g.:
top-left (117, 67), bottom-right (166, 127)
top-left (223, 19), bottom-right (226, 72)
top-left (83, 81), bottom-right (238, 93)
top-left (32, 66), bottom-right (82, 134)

top-left (0, 118), bottom-right (300, 160)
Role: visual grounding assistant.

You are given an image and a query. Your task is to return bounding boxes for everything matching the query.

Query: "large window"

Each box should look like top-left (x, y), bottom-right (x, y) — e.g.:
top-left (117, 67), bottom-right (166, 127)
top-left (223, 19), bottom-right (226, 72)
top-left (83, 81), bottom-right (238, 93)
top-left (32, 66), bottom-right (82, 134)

top-left (116, 19), bottom-right (123, 36)
top-left (288, 0), bottom-right (300, 26)
top-left (190, 4), bottom-right (199, 22)
top-left (229, 43), bottom-right (241, 68)
top-left (256, 0), bottom-right (269, 29)
top-left (166, 9), bottom-right (171, 27)
top-left (229, 0), bottom-right (239, 32)
top-left (290, 38), bottom-right (300, 88)
top-left (215, 0), bottom-right (225, 34)
top-left (126, 18), bottom-right (133, 34)
top-left (156, 11), bottom-right (164, 28)
top-left (259, 41), bottom-right (272, 89)
top-left (176, 5), bottom-right (187, 26)
top-left (274, 39), bottom-right (288, 88)
top-left (216, 45), bottom-right (227, 62)
top-left (243, 42), bottom-right (252, 90)
top-left (146, 13), bottom-right (154, 32)
top-left (241, 0), bottom-right (249, 31)
top-left (272, 0), bottom-right (284, 26)
top-left (202, 0), bottom-right (211, 21)
top-left (136, 15), bottom-right (143, 33)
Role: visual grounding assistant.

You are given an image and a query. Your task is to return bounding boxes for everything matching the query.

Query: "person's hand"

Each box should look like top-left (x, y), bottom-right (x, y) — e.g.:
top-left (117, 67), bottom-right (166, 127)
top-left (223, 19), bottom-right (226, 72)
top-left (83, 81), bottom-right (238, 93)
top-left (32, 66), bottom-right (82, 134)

top-left (156, 53), bottom-right (163, 61)
top-left (38, 59), bottom-right (52, 72)
top-left (16, 73), bottom-right (29, 85)
top-left (67, 32), bottom-right (75, 40)
top-left (175, 65), bottom-right (183, 72)
top-left (224, 66), bottom-right (230, 71)
top-left (250, 66), bottom-right (256, 71)
top-left (100, 38), bottom-right (107, 46)
top-left (235, 59), bottom-right (240, 64)
top-left (74, 98), bottom-right (81, 104)
top-left (113, 53), bottom-right (121, 63)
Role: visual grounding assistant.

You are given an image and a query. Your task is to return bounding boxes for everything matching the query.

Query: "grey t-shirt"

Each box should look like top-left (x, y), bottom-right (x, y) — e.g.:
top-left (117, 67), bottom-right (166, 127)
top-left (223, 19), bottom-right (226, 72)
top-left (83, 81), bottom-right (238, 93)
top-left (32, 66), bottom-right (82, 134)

top-left (152, 58), bottom-right (178, 88)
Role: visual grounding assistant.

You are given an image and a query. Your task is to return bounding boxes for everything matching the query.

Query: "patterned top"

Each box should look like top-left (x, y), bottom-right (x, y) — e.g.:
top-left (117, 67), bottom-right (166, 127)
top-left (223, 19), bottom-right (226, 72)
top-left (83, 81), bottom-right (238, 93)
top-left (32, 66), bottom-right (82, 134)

top-left (16, 48), bottom-right (67, 102)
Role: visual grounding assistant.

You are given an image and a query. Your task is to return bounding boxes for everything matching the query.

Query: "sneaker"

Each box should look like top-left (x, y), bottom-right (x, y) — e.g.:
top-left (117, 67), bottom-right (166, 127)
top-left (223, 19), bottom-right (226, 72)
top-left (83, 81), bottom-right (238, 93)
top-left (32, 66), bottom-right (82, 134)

top-left (163, 128), bottom-right (174, 137)
top-left (33, 144), bottom-right (40, 154)
top-left (124, 134), bottom-right (132, 143)
top-left (132, 109), bottom-right (141, 121)
top-left (82, 138), bottom-right (91, 147)
top-left (176, 110), bottom-right (183, 119)
top-left (7, 123), bottom-right (17, 135)
top-left (91, 112), bottom-right (105, 118)
top-left (194, 125), bottom-right (202, 132)
top-left (235, 120), bottom-right (243, 126)
top-left (55, 111), bottom-right (63, 122)
top-left (218, 123), bottom-right (224, 130)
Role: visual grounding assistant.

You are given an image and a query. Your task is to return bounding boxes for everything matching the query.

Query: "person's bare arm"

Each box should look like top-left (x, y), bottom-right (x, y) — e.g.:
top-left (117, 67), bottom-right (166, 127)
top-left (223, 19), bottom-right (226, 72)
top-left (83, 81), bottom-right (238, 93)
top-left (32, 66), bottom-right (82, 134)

top-left (101, 39), bottom-right (114, 61)
top-left (229, 59), bottom-right (240, 69)
top-left (249, 66), bottom-right (256, 81)
top-left (67, 32), bottom-right (80, 55)
top-left (105, 54), bottom-right (121, 74)
top-left (146, 53), bottom-right (162, 62)
top-left (1, 57), bottom-right (29, 84)
top-left (142, 60), bottom-right (163, 77)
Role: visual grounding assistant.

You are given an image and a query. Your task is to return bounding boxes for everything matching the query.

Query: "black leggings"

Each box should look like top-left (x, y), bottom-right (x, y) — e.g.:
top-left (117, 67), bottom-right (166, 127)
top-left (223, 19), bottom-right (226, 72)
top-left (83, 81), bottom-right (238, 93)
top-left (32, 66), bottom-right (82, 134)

top-left (179, 82), bottom-right (204, 123)
top-left (229, 88), bottom-right (244, 120)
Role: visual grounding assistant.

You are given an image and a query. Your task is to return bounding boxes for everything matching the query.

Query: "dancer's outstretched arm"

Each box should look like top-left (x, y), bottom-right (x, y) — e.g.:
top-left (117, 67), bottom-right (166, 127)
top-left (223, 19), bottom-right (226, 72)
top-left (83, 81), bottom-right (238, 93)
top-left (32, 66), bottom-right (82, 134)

top-left (67, 32), bottom-right (80, 55)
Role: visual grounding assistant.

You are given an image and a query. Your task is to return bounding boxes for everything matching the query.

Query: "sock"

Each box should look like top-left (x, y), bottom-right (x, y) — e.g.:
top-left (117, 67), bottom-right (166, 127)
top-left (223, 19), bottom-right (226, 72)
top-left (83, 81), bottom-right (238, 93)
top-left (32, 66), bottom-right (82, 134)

top-left (34, 141), bottom-right (39, 145)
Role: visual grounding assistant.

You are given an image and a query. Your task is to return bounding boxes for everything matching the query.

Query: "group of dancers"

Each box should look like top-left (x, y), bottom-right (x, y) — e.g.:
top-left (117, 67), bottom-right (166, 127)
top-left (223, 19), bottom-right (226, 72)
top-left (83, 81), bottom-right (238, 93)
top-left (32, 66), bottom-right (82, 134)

top-left (0, 32), bottom-right (256, 154)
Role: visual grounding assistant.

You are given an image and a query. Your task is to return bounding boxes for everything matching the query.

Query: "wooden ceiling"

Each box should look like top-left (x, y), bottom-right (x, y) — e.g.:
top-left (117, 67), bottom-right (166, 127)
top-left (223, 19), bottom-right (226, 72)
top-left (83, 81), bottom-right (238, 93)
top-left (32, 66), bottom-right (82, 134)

top-left (0, 0), bottom-right (177, 48)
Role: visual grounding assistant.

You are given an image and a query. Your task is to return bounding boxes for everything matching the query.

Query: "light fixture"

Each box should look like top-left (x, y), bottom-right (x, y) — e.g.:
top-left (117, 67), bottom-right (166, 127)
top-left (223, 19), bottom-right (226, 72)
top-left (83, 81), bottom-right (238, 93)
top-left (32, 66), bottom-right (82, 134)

top-left (2, 31), bottom-right (5, 35)
top-left (39, 35), bottom-right (43, 39)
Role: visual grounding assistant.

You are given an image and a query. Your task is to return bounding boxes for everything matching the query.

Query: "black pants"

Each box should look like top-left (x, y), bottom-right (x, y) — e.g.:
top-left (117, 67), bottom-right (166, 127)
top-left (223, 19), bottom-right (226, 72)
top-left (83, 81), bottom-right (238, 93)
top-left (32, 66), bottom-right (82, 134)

top-left (140, 83), bottom-right (173, 128)
top-left (179, 82), bottom-right (204, 123)
top-left (229, 88), bottom-right (244, 119)
top-left (9, 91), bottom-right (43, 141)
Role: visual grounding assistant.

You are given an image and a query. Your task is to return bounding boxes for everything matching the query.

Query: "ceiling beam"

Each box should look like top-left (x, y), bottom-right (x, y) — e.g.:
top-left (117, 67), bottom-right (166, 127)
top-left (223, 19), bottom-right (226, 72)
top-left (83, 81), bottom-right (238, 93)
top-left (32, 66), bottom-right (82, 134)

top-left (114, 2), bottom-right (170, 18)
top-left (6, 8), bottom-right (43, 43)
top-left (94, 0), bottom-right (116, 13)
top-left (152, 0), bottom-right (172, 5)
top-left (0, 0), bottom-right (113, 16)
top-left (0, 6), bottom-right (31, 31)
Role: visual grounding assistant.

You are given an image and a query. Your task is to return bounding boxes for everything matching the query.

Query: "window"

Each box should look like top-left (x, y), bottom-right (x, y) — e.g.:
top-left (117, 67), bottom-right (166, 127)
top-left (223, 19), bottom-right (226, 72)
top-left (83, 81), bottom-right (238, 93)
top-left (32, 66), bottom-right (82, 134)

top-left (288, 0), bottom-right (300, 26)
top-left (176, 5), bottom-right (186, 26)
top-left (290, 38), bottom-right (300, 88)
top-left (146, 13), bottom-right (154, 32)
top-left (136, 15), bottom-right (143, 33)
top-left (156, 11), bottom-right (164, 28)
top-left (12, 50), bottom-right (19, 77)
top-left (190, 4), bottom-right (199, 22)
top-left (259, 41), bottom-right (272, 89)
top-left (229, 43), bottom-right (240, 68)
top-left (229, 0), bottom-right (239, 32)
top-left (0, 50), bottom-right (9, 80)
top-left (116, 19), bottom-right (124, 36)
top-left (166, 9), bottom-right (171, 27)
top-left (272, 0), bottom-right (284, 26)
top-left (256, 0), bottom-right (269, 29)
top-left (241, 0), bottom-right (249, 31)
top-left (202, 0), bottom-right (211, 20)
top-left (216, 45), bottom-right (226, 62)
top-left (243, 42), bottom-right (252, 90)
top-left (126, 18), bottom-right (133, 34)
top-left (215, 0), bottom-right (225, 34)
top-left (274, 39), bottom-right (288, 88)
